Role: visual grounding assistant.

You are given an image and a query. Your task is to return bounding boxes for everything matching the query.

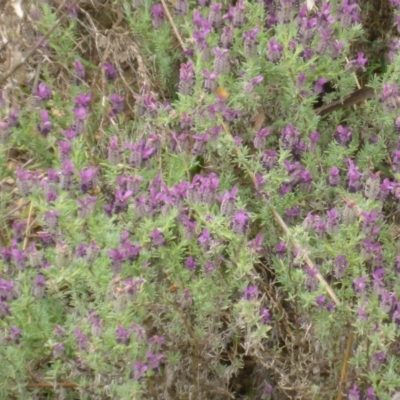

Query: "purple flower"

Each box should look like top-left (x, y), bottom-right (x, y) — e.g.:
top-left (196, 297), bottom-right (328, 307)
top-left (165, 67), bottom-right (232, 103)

top-left (116, 325), bottom-right (132, 345)
top-left (308, 131), bottom-right (320, 152)
top-left (132, 361), bottom-right (148, 381)
top-left (392, 302), bottom-right (400, 326)
top-left (244, 285), bottom-right (258, 300)
top-left (232, 0), bottom-right (245, 28)
top-left (326, 301), bottom-right (336, 312)
top-left (243, 75), bottom-right (264, 94)
top-left (146, 351), bottom-right (164, 370)
top-left (179, 61), bottom-right (195, 95)
top-left (220, 186), bottom-right (238, 216)
top-left (261, 150), bottom-right (277, 171)
top-left (331, 41), bottom-right (344, 60)
top-left (366, 238), bottom-right (384, 260)
top-left (151, 4), bottom-right (164, 28)
top-left (109, 248), bottom-right (126, 274)
top-left (253, 128), bottom-right (270, 150)
top-left (301, 48), bottom-right (314, 61)
top-left (109, 94), bottom-right (125, 116)
top-left (353, 276), bottom-right (368, 296)
top-left (380, 83), bottom-right (400, 113)
top-left (73, 59), bottom-right (86, 83)
top-left (33, 274), bottom-right (46, 298)
top-left (175, 0), bottom-right (189, 15)
top-left (180, 215), bottom-right (197, 240)
top-left (202, 69), bottom-right (218, 93)
top-left (103, 62), bottom-right (117, 82)
top-left (53, 342), bottom-right (65, 359)
top-left (266, 38), bottom-right (283, 63)
top-left (325, 208), bottom-right (339, 234)
top-left (314, 77), bottom-right (328, 94)
top-left (358, 306), bottom-right (369, 321)
top-left (16, 167), bottom-right (39, 196)
top-left (8, 326), bottom-right (22, 344)
top-left (232, 209), bottom-right (250, 234)
top-left (8, 108), bottom-right (19, 127)
top-left (316, 29), bottom-right (333, 55)
top-left (12, 248), bottom-right (26, 270)
top-left (346, 52), bottom-right (367, 72)
top-left (346, 159), bottom-right (363, 193)
top-left (38, 109), bottom-right (52, 136)
top-left (347, 383), bottom-right (361, 400)
top-left (209, 2), bottom-right (223, 28)
top-left (334, 125), bottom-right (352, 146)
top-left (12, 220), bottom-right (26, 243)
top-left (304, 265), bottom-right (318, 291)
top-left (74, 93), bottom-right (92, 108)
top-left (392, 144), bottom-right (400, 173)
top-left (54, 325), bottom-right (66, 338)
top-left (62, 127), bottom-right (77, 141)
top-left (38, 232), bottom-right (55, 246)
top-left (204, 260), bottom-right (216, 274)
top-left (35, 82), bottom-right (52, 101)
top-left (213, 47), bottom-right (230, 75)
top-left (149, 335), bottom-right (165, 350)
top-left (107, 136), bottom-right (120, 165)
top-left (185, 256), bottom-right (198, 271)
top-left (77, 195), bottom-right (97, 218)
top-left (0, 279), bottom-right (18, 301)
top-left (45, 210), bottom-right (60, 230)
top-left (224, 107), bottom-right (242, 122)
top-left (361, 209), bottom-right (379, 234)
top-left (180, 288), bottom-right (193, 309)
top-left (0, 300), bottom-right (10, 318)
top-left (380, 289), bottom-right (395, 313)
top-left (74, 329), bottom-right (88, 351)
top-left (316, 295), bottom-right (326, 309)
top-left (285, 205), bottom-right (301, 221)
top-left (248, 234), bottom-right (263, 253)
top-left (192, 133), bottom-right (209, 155)
top-left (298, 15), bottom-right (317, 44)
top-left (372, 267), bottom-right (385, 295)
top-left (65, 2), bottom-right (78, 18)
top-left (79, 167), bottom-right (98, 193)
top-left (328, 167), bottom-right (340, 187)
top-left (123, 278), bottom-right (146, 300)
top-left (260, 308), bottom-right (271, 324)
top-left (58, 141), bottom-right (72, 163)
top-left (131, 324), bottom-right (146, 342)
top-left (275, 241), bottom-right (287, 258)
top-left (243, 28), bottom-right (259, 58)
top-left (338, 0), bottom-right (359, 27)
top-left (365, 387), bottom-right (377, 400)
top-left (75, 243), bottom-right (88, 259)
top-left (151, 229), bottom-right (165, 247)
top-left (281, 124), bottom-right (300, 151)
top-left (126, 140), bottom-right (156, 168)
top-left (113, 189), bottom-right (133, 213)
top-left (198, 229), bottom-right (211, 250)
top-left (370, 351), bottom-right (386, 371)
top-left (73, 106), bottom-right (89, 121)
top-left (219, 26), bottom-right (234, 49)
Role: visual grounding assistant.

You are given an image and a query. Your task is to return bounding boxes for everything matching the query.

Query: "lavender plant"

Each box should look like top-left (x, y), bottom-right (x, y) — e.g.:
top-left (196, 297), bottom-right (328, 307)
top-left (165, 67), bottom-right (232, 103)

top-left (1, 0), bottom-right (400, 398)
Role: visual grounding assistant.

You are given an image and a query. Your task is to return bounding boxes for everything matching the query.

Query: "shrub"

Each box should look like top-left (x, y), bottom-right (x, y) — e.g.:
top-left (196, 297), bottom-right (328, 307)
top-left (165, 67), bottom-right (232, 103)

top-left (1, 0), bottom-right (400, 398)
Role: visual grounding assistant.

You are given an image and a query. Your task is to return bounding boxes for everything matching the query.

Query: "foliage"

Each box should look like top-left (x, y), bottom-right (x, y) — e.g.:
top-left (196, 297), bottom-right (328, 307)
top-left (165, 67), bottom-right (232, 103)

top-left (1, 0), bottom-right (400, 399)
